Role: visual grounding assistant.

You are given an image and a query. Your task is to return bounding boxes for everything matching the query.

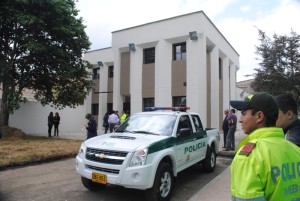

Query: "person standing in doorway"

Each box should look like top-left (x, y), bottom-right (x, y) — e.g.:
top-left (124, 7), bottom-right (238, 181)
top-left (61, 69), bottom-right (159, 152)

top-left (224, 108), bottom-right (237, 151)
top-left (120, 110), bottom-right (128, 125)
top-left (108, 111), bottom-right (119, 133)
top-left (53, 112), bottom-right (60, 137)
top-left (48, 112), bottom-right (54, 137)
top-left (102, 112), bottom-right (109, 134)
top-left (85, 113), bottom-right (97, 139)
top-left (222, 109), bottom-right (229, 148)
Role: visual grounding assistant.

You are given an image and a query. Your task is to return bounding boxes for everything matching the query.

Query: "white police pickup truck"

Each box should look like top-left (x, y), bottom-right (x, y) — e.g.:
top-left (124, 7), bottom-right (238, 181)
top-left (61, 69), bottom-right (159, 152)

top-left (76, 107), bottom-right (220, 201)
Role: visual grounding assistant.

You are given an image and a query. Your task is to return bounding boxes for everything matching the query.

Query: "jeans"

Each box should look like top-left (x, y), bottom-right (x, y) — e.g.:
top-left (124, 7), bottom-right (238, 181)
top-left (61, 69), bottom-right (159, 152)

top-left (223, 129), bottom-right (229, 147)
top-left (226, 126), bottom-right (236, 150)
top-left (109, 123), bottom-right (117, 133)
top-left (48, 124), bottom-right (53, 137)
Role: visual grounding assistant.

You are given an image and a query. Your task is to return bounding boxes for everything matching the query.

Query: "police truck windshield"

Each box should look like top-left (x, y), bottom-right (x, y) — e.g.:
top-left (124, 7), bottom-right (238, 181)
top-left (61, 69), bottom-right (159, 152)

top-left (115, 114), bottom-right (176, 136)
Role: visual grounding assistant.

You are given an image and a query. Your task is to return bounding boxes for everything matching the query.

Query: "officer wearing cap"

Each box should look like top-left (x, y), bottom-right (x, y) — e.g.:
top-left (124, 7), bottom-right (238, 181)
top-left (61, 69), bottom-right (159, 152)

top-left (230, 92), bottom-right (300, 201)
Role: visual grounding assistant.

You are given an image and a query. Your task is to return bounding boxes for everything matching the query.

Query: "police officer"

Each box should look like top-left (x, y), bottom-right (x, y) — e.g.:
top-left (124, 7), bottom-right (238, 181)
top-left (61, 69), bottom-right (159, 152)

top-left (120, 110), bottom-right (128, 124)
top-left (230, 92), bottom-right (300, 201)
top-left (276, 94), bottom-right (300, 147)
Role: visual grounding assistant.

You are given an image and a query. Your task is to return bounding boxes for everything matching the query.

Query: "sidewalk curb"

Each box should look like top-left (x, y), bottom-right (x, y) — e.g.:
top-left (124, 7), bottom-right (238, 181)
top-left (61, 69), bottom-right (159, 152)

top-left (188, 166), bottom-right (231, 201)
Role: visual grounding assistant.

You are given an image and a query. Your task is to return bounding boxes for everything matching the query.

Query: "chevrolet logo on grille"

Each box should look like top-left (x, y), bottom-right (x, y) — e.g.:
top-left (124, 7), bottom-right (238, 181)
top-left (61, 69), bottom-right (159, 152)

top-left (95, 153), bottom-right (105, 159)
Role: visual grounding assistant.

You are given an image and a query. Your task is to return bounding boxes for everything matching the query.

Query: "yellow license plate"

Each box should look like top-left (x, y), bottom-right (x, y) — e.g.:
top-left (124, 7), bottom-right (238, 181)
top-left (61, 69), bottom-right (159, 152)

top-left (92, 172), bottom-right (107, 184)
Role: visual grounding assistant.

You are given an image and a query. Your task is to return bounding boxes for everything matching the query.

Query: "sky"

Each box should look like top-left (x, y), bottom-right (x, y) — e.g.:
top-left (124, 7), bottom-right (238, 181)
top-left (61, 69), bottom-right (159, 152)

top-left (75, 0), bottom-right (300, 82)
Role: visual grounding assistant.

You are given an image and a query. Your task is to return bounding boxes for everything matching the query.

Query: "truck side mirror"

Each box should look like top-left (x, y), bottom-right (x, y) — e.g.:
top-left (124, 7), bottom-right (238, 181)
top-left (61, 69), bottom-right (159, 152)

top-left (177, 128), bottom-right (192, 138)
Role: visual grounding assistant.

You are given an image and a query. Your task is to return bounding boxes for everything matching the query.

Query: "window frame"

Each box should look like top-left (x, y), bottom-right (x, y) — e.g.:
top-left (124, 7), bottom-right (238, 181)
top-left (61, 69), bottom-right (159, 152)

top-left (143, 98), bottom-right (154, 111)
top-left (92, 104), bottom-right (99, 115)
top-left (173, 42), bottom-right (186, 61)
top-left (108, 66), bottom-right (114, 78)
top-left (172, 96), bottom-right (186, 107)
top-left (92, 67), bottom-right (100, 80)
top-left (144, 47), bottom-right (155, 64)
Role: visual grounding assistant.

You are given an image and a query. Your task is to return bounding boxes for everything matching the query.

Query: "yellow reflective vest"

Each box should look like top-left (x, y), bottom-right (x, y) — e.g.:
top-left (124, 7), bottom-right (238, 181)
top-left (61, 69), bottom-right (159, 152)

top-left (120, 113), bottom-right (127, 124)
top-left (231, 127), bottom-right (300, 201)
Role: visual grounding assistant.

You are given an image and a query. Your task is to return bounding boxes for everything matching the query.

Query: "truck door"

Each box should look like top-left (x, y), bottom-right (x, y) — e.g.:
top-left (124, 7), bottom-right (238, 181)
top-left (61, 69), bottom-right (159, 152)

top-left (191, 114), bottom-right (208, 160)
top-left (175, 115), bottom-right (202, 171)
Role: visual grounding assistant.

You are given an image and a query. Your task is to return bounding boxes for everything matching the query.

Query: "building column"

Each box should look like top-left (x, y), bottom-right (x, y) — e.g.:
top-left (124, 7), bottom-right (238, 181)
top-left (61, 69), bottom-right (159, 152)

top-left (112, 50), bottom-right (123, 113)
top-left (186, 33), bottom-right (207, 127)
top-left (155, 40), bottom-right (172, 106)
top-left (98, 63), bottom-right (109, 129)
top-left (129, 47), bottom-right (143, 114)
top-left (209, 45), bottom-right (219, 129)
top-left (223, 57), bottom-right (230, 110)
top-left (229, 63), bottom-right (237, 100)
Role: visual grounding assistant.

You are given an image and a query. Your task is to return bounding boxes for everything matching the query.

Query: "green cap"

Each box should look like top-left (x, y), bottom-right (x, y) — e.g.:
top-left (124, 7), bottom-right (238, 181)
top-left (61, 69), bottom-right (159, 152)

top-left (230, 92), bottom-right (278, 122)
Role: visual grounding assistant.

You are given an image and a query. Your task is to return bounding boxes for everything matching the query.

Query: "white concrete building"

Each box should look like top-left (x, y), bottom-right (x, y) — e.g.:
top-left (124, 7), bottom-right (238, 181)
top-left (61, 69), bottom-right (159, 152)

top-left (7, 11), bottom-right (239, 136)
top-left (86, 11), bottom-right (239, 130)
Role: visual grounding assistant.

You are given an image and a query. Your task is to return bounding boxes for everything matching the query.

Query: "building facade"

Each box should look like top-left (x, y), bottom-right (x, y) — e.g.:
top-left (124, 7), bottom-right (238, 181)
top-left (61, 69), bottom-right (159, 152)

top-left (6, 11), bottom-right (239, 135)
top-left (85, 11), bottom-right (239, 130)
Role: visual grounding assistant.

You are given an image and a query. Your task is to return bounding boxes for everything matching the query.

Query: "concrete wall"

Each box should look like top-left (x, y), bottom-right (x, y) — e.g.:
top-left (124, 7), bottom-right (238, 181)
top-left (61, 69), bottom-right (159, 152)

top-left (9, 101), bottom-right (88, 136)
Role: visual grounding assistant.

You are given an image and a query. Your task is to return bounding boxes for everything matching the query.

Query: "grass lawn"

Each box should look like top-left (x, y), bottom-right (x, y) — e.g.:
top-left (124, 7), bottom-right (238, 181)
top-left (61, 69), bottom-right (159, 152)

top-left (0, 126), bottom-right (83, 170)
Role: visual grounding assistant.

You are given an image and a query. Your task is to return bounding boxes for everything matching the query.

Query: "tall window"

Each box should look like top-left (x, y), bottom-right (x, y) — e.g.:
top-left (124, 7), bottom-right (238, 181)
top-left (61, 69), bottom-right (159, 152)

top-left (219, 58), bottom-right (223, 80)
top-left (144, 47), bottom-right (155, 64)
top-left (173, 96), bottom-right (186, 107)
top-left (108, 66), bottom-right (114, 78)
top-left (92, 104), bottom-right (99, 115)
top-left (143, 98), bottom-right (154, 110)
top-left (107, 103), bottom-right (113, 113)
top-left (173, 42), bottom-right (186, 61)
top-left (93, 67), bottom-right (100, 80)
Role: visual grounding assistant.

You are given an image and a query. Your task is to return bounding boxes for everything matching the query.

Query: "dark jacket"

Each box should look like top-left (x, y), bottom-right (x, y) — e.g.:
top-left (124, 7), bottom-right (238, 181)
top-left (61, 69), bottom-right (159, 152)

top-left (53, 116), bottom-right (60, 125)
top-left (227, 114), bottom-right (237, 128)
top-left (48, 115), bottom-right (54, 126)
top-left (222, 115), bottom-right (229, 131)
top-left (103, 113), bottom-right (109, 128)
top-left (284, 119), bottom-right (300, 147)
top-left (86, 119), bottom-right (97, 139)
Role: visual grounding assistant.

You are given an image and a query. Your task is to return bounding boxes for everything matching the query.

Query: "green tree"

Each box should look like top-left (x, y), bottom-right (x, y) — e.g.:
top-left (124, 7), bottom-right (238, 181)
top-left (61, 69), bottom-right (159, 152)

top-left (0, 0), bottom-right (93, 126)
top-left (251, 29), bottom-right (300, 104)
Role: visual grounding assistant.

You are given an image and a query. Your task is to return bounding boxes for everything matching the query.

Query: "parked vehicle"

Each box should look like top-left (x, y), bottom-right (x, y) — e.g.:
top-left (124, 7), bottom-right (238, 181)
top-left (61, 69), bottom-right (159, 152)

top-left (76, 107), bottom-right (220, 201)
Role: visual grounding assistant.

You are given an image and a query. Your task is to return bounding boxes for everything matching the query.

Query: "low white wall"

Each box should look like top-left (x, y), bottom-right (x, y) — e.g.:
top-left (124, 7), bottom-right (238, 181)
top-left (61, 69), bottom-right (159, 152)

top-left (9, 101), bottom-right (88, 137)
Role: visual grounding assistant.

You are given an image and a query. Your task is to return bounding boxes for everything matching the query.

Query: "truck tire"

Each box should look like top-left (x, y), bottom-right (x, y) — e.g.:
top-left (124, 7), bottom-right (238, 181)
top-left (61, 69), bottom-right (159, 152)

top-left (81, 177), bottom-right (106, 191)
top-left (202, 146), bottom-right (216, 173)
top-left (145, 162), bottom-right (174, 201)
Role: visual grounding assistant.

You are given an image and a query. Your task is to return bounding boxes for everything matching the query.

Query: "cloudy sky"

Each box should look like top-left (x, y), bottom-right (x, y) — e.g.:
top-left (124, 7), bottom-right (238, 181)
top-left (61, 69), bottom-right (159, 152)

top-left (75, 0), bottom-right (300, 81)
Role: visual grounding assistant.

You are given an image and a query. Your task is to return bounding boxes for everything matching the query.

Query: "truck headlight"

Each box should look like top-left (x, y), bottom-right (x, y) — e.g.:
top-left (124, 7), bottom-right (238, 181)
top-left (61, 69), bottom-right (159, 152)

top-left (130, 149), bottom-right (148, 167)
top-left (78, 143), bottom-right (86, 158)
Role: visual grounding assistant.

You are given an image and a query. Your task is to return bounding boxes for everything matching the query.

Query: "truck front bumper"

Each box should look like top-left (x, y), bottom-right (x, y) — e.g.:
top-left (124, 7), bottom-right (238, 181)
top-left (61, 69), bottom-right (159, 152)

top-left (76, 155), bottom-right (155, 190)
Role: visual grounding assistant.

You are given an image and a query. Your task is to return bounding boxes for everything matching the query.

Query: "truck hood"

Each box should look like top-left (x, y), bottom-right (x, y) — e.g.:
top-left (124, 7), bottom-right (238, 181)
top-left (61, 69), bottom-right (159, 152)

top-left (84, 133), bottom-right (170, 152)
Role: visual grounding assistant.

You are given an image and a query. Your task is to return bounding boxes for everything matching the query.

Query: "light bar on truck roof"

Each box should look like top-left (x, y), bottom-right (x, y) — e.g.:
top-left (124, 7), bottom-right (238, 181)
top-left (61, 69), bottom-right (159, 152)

top-left (144, 107), bottom-right (190, 111)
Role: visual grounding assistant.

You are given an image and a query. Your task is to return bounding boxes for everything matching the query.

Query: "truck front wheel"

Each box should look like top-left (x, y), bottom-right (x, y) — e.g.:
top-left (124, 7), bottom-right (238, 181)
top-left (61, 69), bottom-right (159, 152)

top-left (145, 162), bottom-right (174, 201)
top-left (81, 177), bottom-right (106, 191)
top-left (202, 146), bottom-right (216, 173)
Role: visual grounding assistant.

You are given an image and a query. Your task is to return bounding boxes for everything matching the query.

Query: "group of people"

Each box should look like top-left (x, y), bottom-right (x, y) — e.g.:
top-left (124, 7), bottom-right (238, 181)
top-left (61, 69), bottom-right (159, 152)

top-left (47, 112), bottom-right (60, 137)
top-left (222, 108), bottom-right (237, 151)
top-left (83, 110), bottom-right (129, 140)
top-left (102, 110), bottom-right (129, 134)
top-left (226, 92), bottom-right (300, 200)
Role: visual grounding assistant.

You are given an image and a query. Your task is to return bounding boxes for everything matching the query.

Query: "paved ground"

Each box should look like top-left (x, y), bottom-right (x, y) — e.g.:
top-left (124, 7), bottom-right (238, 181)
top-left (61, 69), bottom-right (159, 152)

top-left (28, 129), bottom-right (247, 201)
top-left (188, 130), bottom-right (247, 201)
